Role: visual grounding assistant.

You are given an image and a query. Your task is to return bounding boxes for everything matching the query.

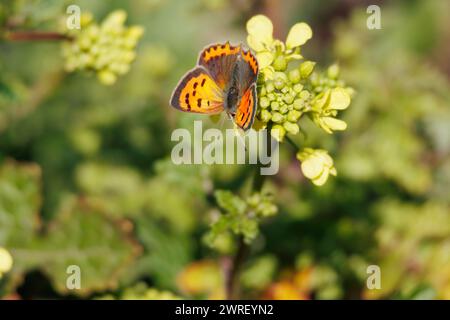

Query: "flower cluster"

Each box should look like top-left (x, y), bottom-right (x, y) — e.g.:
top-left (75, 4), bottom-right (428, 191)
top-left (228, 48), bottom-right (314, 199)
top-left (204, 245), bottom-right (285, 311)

top-left (296, 148), bottom-right (337, 186)
top-left (0, 247), bottom-right (13, 279)
top-left (62, 10), bottom-right (144, 85)
top-left (246, 15), bottom-right (353, 186)
top-left (205, 190), bottom-right (278, 250)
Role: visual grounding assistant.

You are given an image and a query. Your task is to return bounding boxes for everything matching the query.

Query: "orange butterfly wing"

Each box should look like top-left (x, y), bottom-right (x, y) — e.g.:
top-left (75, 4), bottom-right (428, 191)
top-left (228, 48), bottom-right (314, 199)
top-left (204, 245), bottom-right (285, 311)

top-left (198, 42), bottom-right (241, 89)
top-left (234, 83), bottom-right (257, 131)
top-left (170, 67), bottom-right (224, 114)
top-left (240, 47), bottom-right (258, 79)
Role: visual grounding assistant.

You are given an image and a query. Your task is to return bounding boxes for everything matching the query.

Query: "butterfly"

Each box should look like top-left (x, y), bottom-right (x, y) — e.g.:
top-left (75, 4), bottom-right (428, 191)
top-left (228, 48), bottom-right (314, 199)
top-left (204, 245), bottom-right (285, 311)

top-left (170, 42), bottom-right (259, 131)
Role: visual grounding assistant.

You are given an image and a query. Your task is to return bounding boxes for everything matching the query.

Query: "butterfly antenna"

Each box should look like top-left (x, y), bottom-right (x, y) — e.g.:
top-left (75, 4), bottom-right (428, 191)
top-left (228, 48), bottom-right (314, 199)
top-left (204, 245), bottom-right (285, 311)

top-left (218, 113), bottom-right (227, 130)
top-left (233, 125), bottom-right (248, 152)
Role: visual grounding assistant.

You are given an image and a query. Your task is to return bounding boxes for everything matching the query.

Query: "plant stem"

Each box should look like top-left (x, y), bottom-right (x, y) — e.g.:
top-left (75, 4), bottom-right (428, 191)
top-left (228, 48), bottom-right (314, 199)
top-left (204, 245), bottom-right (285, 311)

top-left (224, 126), bottom-right (273, 299)
top-left (224, 236), bottom-right (249, 299)
top-left (285, 135), bottom-right (300, 151)
top-left (4, 31), bottom-right (72, 41)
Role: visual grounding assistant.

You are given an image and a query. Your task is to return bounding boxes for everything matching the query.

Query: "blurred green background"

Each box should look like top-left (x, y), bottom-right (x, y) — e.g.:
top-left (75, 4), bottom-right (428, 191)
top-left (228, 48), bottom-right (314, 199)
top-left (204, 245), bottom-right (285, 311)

top-left (0, 0), bottom-right (449, 300)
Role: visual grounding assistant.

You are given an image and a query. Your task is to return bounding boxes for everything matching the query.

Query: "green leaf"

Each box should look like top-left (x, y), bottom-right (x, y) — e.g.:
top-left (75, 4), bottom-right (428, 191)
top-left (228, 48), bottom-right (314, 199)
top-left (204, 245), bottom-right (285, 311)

top-left (0, 161), bottom-right (41, 250)
top-left (33, 199), bottom-right (140, 295)
top-left (126, 217), bottom-right (193, 290)
top-left (214, 190), bottom-right (246, 215)
top-left (0, 161), bottom-right (140, 295)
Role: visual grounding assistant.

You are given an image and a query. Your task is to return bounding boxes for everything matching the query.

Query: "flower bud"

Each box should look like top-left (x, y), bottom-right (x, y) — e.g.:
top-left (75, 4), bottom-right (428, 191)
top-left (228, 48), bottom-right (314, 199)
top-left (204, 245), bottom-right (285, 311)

top-left (288, 69), bottom-right (301, 83)
top-left (299, 61), bottom-right (315, 78)
top-left (271, 125), bottom-right (286, 142)
top-left (260, 109), bottom-right (272, 122)
top-left (259, 97), bottom-right (270, 108)
top-left (270, 101), bottom-right (280, 111)
top-left (293, 83), bottom-right (304, 93)
top-left (283, 121), bottom-right (299, 135)
top-left (327, 63), bottom-right (339, 79)
top-left (271, 112), bottom-right (284, 123)
top-left (273, 55), bottom-right (288, 71)
top-left (287, 110), bottom-right (301, 122)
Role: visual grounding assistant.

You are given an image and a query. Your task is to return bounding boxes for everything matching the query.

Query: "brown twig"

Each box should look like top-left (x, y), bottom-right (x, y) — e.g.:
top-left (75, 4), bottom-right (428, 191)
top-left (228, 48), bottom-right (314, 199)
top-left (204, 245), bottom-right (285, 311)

top-left (4, 31), bottom-right (72, 41)
top-left (224, 236), bottom-right (250, 299)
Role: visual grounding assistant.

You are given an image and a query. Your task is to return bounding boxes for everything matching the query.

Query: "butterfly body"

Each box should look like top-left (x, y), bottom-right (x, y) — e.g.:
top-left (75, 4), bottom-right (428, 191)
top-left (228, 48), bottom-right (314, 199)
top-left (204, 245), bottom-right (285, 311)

top-left (170, 42), bottom-right (258, 131)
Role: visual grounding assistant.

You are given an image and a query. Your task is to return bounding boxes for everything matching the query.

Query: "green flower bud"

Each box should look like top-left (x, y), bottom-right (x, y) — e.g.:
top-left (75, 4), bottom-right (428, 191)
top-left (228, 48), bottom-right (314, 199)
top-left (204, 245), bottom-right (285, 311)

top-left (271, 125), bottom-right (286, 142)
top-left (293, 83), bottom-right (304, 93)
top-left (267, 93), bottom-right (276, 101)
top-left (281, 87), bottom-right (289, 94)
top-left (283, 93), bottom-right (294, 104)
top-left (299, 90), bottom-right (310, 100)
top-left (273, 55), bottom-right (288, 71)
top-left (98, 70), bottom-right (117, 85)
top-left (327, 63), bottom-right (339, 79)
top-left (260, 109), bottom-right (272, 122)
top-left (271, 101), bottom-right (280, 111)
top-left (293, 99), bottom-right (304, 110)
top-left (271, 112), bottom-right (284, 123)
top-left (274, 78), bottom-right (285, 90)
top-left (259, 97), bottom-right (270, 108)
top-left (279, 104), bottom-right (288, 114)
top-left (287, 110), bottom-right (301, 122)
top-left (288, 69), bottom-right (301, 83)
top-left (266, 82), bottom-right (275, 93)
top-left (259, 86), bottom-right (267, 97)
top-left (283, 121), bottom-right (299, 135)
top-left (299, 61), bottom-right (316, 78)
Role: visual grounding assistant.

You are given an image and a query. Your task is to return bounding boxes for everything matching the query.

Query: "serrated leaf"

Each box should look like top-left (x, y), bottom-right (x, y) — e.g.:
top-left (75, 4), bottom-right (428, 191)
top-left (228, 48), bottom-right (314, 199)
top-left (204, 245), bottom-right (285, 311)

top-left (0, 161), bottom-right (41, 250)
top-left (34, 200), bottom-right (140, 295)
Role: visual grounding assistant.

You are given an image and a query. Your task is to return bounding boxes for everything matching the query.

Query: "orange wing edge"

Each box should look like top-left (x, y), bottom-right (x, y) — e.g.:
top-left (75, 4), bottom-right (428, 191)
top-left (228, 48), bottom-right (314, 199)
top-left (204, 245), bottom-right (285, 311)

top-left (170, 66), bottom-right (224, 114)
top-left (234, 83), bottom-right (257, 131)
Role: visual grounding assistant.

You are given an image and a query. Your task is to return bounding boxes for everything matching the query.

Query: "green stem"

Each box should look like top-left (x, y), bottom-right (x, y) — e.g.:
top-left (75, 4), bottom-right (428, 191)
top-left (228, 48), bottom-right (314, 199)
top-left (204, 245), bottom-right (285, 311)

top-left (285, 134), bottom-right (300, 151)
top-left (224, 126), bottom-right (272, 299)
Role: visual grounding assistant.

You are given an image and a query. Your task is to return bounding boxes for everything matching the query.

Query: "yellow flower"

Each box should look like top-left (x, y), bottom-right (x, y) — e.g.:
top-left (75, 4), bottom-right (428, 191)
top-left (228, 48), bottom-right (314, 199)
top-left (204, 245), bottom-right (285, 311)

top-left (246, 15), bottom-right (274, 52)
top-left (246, 15), bottom-right (313, 73)
top-left (0, 247), bottom-right (13, 279)
top-left (311, 87), bottom-right (351, 133)
top-left (297, 148), bottom-right (337, 186)
top-left (313, 115), bottom-right (347, 134)
top-left (286, 23), bottom-right (313, 49)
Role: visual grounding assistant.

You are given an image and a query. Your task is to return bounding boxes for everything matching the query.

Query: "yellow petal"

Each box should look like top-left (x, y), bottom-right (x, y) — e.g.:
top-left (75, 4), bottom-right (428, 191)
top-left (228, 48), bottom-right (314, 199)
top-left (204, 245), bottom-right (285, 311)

top-left (247, 15), bottom-right (273, 40)
top-left (0, 247), bottom-right (13, 273)
top-left (256, 51), bottom-right (274, 69)
top-left (329, 88), bottom-right (351, 110)
top-left (262, 66), bottom-right (275, 80)
top-left (286, 22), bottom-right (312, 49)
top-left (301, 157), bottom-right (324, 180)
top-left (316, 150), bottom-right (334, 167)
top-left (312, 168), bottom-right (330, 186)
top-left (321, 117), bottom-right (347, 131)
top-left (312, 90), bottom-right (331, 111)
top-left (329, 167), bottom-right (337, 176)
top-left (247, 35), bottom-right (265, 52)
